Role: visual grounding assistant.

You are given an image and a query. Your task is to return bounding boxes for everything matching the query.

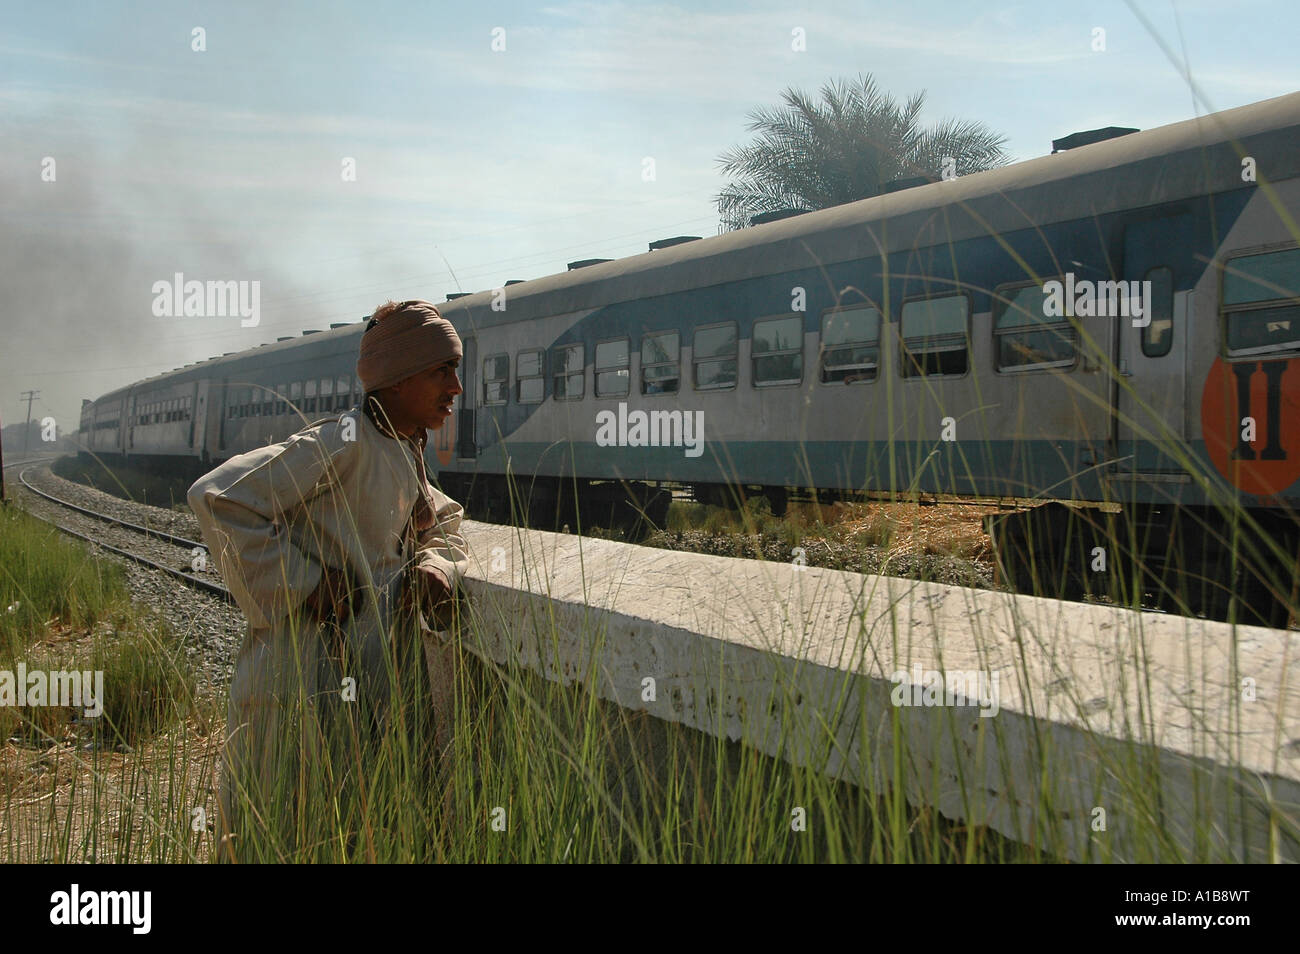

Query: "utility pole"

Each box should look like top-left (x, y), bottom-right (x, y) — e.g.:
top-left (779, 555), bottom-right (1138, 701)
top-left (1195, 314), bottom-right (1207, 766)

top-left (19, 390), bottom-right (39, 453)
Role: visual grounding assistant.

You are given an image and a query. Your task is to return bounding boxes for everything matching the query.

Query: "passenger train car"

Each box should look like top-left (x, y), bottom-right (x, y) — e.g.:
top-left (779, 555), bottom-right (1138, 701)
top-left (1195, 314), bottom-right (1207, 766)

top-left (78, 91), bottom-right (1300, 624)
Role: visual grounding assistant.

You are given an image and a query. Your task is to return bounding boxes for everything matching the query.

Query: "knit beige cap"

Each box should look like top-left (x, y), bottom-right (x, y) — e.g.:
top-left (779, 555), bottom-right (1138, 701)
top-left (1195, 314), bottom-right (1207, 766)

top-left (355, 300), bottom-right (463, 392)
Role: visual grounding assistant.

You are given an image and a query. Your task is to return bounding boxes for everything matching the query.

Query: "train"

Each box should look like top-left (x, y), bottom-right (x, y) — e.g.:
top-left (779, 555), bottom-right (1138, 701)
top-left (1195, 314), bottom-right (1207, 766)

top-left (78, 91), bottom-right (1300, 626)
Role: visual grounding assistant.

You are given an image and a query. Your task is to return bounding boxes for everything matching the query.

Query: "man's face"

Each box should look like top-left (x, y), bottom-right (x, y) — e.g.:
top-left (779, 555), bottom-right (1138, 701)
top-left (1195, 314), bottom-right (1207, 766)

top-left (390, 358), bottom-right (462, 431)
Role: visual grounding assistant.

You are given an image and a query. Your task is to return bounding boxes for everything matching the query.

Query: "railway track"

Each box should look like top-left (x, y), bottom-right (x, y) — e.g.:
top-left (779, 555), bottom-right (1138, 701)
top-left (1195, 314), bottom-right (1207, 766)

top-left (6, 458), bottom-right (230, 601)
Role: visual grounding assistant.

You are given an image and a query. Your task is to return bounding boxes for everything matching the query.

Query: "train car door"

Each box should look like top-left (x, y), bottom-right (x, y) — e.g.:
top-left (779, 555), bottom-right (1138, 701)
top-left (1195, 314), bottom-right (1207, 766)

top-left (457, 336), bottom-right (477, 460)
top-left (192, 379), bottom-right (209, 459)
top-left (1116, 213), bottom-right (1190, 475)
top-left (127, 394), bottom-right (136, 452)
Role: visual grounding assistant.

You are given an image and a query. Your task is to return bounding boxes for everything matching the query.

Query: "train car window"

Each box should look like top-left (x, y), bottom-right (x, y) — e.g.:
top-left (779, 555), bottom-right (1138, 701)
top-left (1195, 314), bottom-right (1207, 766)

top-left (752, 315), bottom-right (803, 386)
top-left (290, 381), bottom-right (303, 414)
top-left (595, 338), bottom-right (630, 397)
top-left (1222, 246), bottom-right (1300, 356)
top-left (305, 379), bottom-right (317, 413)
top-left (694, 323), bottom-right (737, 390)
top-left (902, 294), bottom-right (969, 378)
top-left (641, 331), bottom-right (679, 394)
top-left (337, 375), bottom-right (351, 411)
top-left (319, 378), bottom-right (334, 413)
top-left (517, 350), bottom-right (544, 404)
top-left (552, 344), bottom-right (585, 400)
top-left (993, 281), bottom-right (1077, 372)
top-left (483, 354), bottom-right (510, 405)
top-left (819, 305), bottom-right (880, 383)
top-left (1141, 267), bottom-right (1175, 357)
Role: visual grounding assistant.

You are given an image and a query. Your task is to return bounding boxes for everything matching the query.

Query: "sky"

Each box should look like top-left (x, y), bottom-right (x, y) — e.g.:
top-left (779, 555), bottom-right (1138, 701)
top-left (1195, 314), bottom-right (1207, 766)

top-left (2, 0), bottom-right (1298, 435)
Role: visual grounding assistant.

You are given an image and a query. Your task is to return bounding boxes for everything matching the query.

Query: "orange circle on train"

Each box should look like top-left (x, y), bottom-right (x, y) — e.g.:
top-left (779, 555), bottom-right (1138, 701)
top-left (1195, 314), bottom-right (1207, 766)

top-left (1200, 356), bottom-right (1300, 496)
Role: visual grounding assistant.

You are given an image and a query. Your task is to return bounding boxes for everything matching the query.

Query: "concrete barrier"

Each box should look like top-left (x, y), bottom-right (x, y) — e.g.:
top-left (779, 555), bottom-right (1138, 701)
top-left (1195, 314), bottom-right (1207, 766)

top-left (452, 519), bottom-right (1300, 862)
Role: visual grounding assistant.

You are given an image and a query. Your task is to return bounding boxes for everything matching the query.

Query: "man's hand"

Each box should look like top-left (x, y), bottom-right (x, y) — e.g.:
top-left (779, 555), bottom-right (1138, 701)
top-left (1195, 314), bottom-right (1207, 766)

top-left (302, 564), bottom-right (357, 624)
top-left (403, 564), bottom-right (459, 630)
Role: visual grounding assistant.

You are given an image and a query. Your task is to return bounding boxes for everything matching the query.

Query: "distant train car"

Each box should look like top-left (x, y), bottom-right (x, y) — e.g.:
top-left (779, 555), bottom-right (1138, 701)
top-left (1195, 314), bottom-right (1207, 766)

top-left (79, 91), bottom-right (1300, 623)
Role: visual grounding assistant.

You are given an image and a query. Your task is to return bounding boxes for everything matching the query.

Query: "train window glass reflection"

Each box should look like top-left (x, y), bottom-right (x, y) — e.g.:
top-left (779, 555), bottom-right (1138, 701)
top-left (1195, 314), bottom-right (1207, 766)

top-left (336, 376), bottom-right (351, 411)
top-left (1222, 246), bottom-right (1300, 356)
top-left (694, 323), bottom-right (737, 390)
top-left (517, 350), bottom-right (544, 404)
top-left (752, 315), bottom-right (803, 386)
top-left (596, 338), bottom-right (630, 397)
top-left (993, 281), bottom-right (1077, 372)
top-left (305, 379), bottom-right (318, 413)
top-left (901, 295), bottom-right (969, 378)
top-left (552, 344), bottom-right (585, 400)
top-left (641, 331), bottom-right (679, 394)
top-left (820, 305), bottom-right (880, 383)
top-left (483, 354), bottom-right (509, 405)
top-left (1141, 267), bottom-right (1174, 358)
top-left (319, 378), bottom-right (334, 414)
top-left (290, 381), bottom-right (303, 414)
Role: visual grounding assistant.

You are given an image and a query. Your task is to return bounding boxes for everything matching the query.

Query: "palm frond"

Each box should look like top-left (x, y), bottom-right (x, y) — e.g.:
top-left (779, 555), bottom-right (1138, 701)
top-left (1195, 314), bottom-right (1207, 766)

top-left (716, 73), bottom-right (1011, 229)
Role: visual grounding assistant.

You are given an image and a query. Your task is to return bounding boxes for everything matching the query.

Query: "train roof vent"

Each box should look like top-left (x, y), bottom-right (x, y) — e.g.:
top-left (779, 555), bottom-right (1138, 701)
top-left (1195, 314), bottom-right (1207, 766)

top-left (277, 336), bottom-right (293, 341)
top-left (648, 236), bottom-right (702, 251)
top-left (301, 329), bottom-right (322, 335)
top-left (1051, 126), bottom-right (1138, 153)
top-left (567, 258), bottom-right (613, 270)
top-left (504, 279), bottom-right (524, 285)
top-left (329, 322), bottom-right (351, 329)
top-left (446, 292), bottom-right (472, 300)
top-left (222, 352), bottom-right (235, 356)
top-left (749, 208), bottom-right (810, 227)
top-left (882, 175), bottom-right (938, 193)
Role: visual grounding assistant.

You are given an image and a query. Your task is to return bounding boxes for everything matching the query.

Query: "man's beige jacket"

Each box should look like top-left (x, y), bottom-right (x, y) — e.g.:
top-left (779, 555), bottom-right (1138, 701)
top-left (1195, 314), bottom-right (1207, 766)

top-left (189, 407), bottom-right (470, 632)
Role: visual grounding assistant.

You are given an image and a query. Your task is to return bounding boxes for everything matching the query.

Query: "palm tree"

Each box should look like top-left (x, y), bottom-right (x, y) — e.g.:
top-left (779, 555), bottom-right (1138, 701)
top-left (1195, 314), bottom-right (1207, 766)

top-left (715, 74), bottom-right (1011, 231)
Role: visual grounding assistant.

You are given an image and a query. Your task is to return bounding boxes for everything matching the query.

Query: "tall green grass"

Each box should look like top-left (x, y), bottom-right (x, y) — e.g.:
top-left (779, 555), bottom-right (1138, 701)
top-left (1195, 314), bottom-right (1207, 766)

top-left (0, 506), bottom-right (202, 862)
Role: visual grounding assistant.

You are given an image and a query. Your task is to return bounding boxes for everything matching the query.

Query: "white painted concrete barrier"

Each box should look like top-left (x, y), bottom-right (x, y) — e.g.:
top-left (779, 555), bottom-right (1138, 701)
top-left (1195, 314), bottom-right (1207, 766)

top-left (453, 520), bottom-right (1300, 862)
